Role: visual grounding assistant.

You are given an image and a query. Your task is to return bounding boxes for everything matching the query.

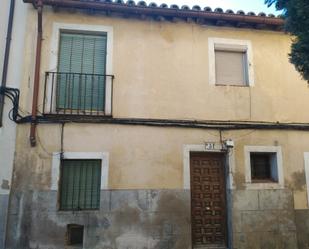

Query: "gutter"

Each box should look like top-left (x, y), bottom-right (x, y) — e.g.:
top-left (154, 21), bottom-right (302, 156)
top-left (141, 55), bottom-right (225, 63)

top-left (23, 0), bottom-right (284, 28)
top-left (0, 0), bottom-right (15, 127)
top-left (29, 0), bottom-right (43, 147)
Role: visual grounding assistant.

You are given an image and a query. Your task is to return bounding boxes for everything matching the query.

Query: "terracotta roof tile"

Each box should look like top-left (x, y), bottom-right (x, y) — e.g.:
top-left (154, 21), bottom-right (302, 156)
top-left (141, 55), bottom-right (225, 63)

top-left (24, 0), bottom-right (285, 31)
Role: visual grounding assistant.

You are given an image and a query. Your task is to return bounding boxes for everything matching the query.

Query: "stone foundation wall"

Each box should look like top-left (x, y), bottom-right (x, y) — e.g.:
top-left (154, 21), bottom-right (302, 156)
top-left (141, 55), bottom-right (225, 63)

top-left (5, 189), bottom-right (307, 249)
top-left (0, 194), bottom-right (9, 249)
top-left (6, 190), bottom-right (191, 249)
top-left (295, 209), bottom-right (309, 249)
top-left (232, 189), bottom-right (297, 249)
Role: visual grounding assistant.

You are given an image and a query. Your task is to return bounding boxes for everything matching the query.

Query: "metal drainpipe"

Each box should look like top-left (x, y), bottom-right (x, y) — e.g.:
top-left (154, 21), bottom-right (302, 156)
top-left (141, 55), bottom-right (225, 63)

top-left (30, 0), bottom-right (43, 147)
top-left (0, 0), bottom-right (16, 127)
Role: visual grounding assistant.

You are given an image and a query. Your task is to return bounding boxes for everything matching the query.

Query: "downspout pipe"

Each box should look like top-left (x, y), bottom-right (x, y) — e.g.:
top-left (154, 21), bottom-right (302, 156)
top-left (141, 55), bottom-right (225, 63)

top-left (0, 0), bottom-right (16, 127)
top-left (30, 0), bottom-right (43, 147)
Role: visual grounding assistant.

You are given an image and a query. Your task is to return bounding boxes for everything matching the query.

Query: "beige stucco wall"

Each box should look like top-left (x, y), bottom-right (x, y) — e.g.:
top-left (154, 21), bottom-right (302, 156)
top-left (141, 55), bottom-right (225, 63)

top-left (13, 124), bottom-right (309, 209)
top-left (13, 5), bottom-right (309, 211)
top-left (19, 6), bottom-right (309, 122)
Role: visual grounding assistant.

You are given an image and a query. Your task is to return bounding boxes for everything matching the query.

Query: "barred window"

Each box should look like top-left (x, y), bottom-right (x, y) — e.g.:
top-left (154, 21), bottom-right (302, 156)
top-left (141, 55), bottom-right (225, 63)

top-left (60, 159), bottom-right (101, 210)
top-left (250, 152), bottom-right (278, 183)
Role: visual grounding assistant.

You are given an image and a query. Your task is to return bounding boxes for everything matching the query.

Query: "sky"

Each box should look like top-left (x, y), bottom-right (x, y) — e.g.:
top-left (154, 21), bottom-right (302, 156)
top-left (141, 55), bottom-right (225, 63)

top-left (143, 0), bottom-right (279, 15)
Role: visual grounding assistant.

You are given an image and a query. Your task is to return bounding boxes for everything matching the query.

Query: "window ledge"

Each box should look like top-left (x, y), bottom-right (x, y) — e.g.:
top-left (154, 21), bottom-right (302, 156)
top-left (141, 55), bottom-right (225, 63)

top-left (215, 84), bottom-right (250, 87)
top-left (245, 182), bottom-right (284, 190)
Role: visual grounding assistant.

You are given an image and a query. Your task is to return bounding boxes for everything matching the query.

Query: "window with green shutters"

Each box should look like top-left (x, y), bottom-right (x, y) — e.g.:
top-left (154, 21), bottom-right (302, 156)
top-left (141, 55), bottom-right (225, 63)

top-left (60, 159), bottom-right (102, 210)
top-left (57, 32), bottom-right (107, 112)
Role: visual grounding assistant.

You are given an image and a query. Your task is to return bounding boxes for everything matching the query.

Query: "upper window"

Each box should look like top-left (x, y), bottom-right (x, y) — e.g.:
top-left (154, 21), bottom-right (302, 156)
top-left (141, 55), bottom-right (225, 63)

top-left (215, 50), bottom-right (248, 86)
top-left (45, 23), bottom-right (113, 116)
top-left (244, 146), bottom-right (284, 189)
top-left (57, 32), bottom-right (107, 112)
top-left (209, 38), bottom-right (254, 86)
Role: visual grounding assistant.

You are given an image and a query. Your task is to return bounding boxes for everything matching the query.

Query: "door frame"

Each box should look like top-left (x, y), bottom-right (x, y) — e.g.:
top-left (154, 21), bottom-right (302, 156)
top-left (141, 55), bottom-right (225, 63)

top-left (183, 144), bottom-right (235, 249)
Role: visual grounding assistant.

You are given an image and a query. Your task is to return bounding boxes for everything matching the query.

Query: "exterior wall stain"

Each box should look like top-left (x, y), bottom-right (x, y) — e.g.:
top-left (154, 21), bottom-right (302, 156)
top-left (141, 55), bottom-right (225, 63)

top-left (6, 190), bottom-right (192, 249)
top-left (5, 188), bottom-right (303, 249)
top-left (286, 170), bottom-right (306, 191)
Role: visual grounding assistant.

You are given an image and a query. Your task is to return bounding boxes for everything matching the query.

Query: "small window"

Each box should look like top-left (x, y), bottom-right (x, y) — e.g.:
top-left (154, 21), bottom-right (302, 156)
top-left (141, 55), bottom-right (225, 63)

top-left (67, 224), bottom-right (84, 247)
top-left (208, 38), bottom-right (254, 86)
top-left (215, 50), bottom-right (248, 86)
top-left (244, 146), bottom-right (284, 188)
top-left (250, 152), bottom-right (278, 183)
top-left (60, 159), bottom-right (101, 210)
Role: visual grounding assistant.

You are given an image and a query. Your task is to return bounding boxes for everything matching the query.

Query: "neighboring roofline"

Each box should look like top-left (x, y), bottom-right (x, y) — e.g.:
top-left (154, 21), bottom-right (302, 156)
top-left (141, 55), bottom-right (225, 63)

top-left (23, 0), bottom-right (285, 31)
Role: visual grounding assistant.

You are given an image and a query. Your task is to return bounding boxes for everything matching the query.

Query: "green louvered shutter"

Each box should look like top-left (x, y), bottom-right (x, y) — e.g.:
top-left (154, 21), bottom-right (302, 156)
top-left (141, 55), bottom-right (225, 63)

top-left (60, 159), bottom-right (101, 210)
top-left (57, 32), bottom-right (107, 112)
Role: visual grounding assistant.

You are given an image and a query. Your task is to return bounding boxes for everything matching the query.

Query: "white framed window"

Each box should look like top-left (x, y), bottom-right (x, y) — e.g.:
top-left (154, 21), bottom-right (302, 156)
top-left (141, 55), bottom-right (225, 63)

top-left (208, 38), bottom-right (254, 86)
top-left (244, 146), bottom-right (284, 189)
top-left (47, 23), bottom-right (113, 115)
top-left (51, 152), bottom-right (109, 210)
top-left (304, 153), bottom-right (309, 207)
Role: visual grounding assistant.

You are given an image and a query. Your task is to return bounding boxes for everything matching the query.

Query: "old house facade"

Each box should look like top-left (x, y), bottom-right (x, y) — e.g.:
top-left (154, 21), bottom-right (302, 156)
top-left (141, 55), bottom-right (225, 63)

top-left (3, 0), bottom-right (309, 248)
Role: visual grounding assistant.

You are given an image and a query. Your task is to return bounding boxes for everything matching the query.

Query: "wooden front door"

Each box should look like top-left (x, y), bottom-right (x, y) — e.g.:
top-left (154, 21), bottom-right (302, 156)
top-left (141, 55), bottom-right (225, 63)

top-left (190, 152), bottom-right (227, 248)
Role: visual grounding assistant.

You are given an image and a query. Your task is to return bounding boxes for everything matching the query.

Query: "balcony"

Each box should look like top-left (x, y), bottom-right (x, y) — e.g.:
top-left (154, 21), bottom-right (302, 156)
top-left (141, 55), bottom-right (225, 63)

top-left (43, 72), bottom-right (114, 117)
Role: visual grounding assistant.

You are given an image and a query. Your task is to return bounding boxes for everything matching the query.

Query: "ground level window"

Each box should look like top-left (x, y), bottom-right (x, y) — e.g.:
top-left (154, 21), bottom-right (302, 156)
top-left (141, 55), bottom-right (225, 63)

top-left (60, 159), bottom-right (101, 210)
top-left (250, 152), bottom-right (278, 183)
top-left (67, 224), bottom-right (84, 247)
top-left (244, 146), bottom-right (283, 188)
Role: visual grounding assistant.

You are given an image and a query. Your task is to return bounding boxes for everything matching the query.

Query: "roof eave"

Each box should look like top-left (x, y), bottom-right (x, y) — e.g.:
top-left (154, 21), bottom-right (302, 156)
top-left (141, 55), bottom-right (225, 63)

top-left (23, 0), bottom-right (285, 30)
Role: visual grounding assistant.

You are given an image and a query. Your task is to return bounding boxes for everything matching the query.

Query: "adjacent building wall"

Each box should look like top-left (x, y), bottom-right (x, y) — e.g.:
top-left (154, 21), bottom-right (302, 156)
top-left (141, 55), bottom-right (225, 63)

top-left (0, 1), bottom-right (12, 248)
top-left (0, 1), bottom-right (29, 248)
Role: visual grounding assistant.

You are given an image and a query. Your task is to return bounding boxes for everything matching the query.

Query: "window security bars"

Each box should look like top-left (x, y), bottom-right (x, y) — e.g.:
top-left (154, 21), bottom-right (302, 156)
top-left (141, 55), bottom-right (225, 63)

top-left (43, 72), bottom-right (114, 116)
top-left (60, 159), bottom-right (101, 211)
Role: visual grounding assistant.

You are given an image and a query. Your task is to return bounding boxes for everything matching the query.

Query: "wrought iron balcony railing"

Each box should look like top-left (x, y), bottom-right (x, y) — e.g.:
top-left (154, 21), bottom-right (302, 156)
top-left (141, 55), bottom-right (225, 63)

top-left (43, 72), bottom-right (114, 116)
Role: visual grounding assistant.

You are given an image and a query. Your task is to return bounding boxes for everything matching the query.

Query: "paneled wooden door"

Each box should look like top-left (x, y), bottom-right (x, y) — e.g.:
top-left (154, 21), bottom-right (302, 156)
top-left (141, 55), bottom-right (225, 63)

top-left (190, 152), bottom-right (227, 248)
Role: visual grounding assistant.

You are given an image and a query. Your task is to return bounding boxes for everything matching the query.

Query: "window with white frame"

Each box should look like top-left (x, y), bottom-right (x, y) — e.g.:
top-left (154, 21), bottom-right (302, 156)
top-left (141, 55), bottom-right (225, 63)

top-left (47, 23), bottom-right (113, 115)
top-left (51, 152), bottom-right (109, 211)
top-left (60, 159), bottom-right (102, 210)
top-left (209, 38), bottom-right (254, 86)
top-left (244, 146), bottom-right (284, 188)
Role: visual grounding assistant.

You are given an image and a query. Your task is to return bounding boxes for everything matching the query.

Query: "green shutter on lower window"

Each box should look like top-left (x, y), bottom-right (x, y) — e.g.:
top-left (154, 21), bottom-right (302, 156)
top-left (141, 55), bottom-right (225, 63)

top-left (57, 32), bottom-right (107, 112)
top-left (60, 159), bottom-right (102, 210)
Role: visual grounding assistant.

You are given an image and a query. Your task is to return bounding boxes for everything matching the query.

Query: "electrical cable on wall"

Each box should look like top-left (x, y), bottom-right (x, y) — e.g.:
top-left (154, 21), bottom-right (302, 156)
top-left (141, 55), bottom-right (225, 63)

top-left (0, 86), bottom-right (30, 122)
